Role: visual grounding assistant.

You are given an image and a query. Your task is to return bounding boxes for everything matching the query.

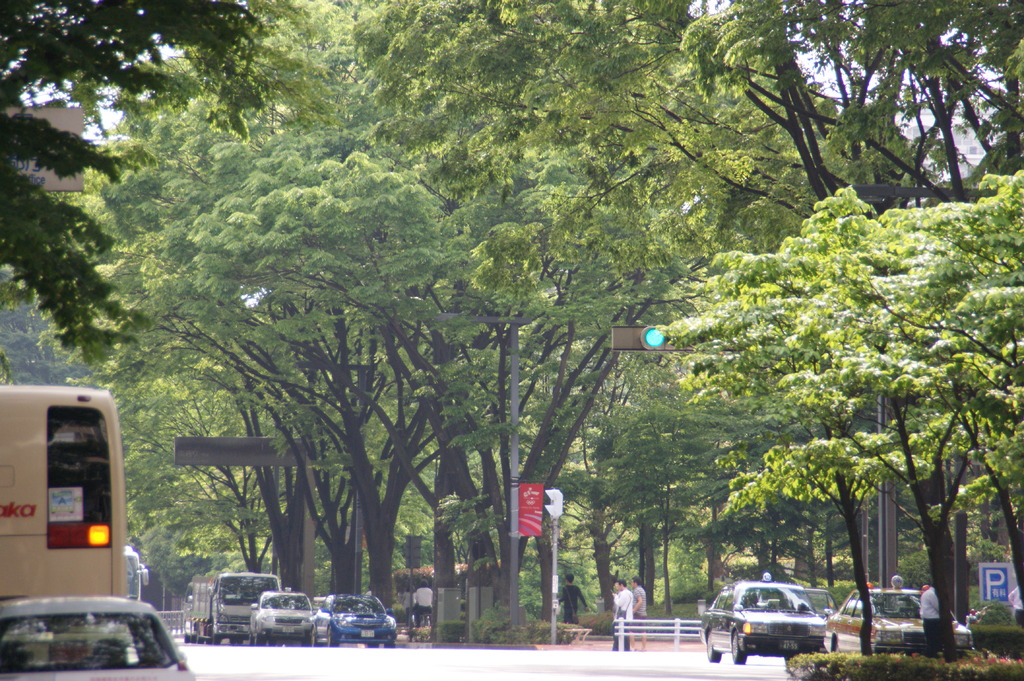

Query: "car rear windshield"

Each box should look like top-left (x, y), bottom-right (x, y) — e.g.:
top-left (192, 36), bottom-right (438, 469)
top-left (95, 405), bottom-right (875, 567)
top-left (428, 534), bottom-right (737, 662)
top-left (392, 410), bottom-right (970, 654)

top-left (0, 612), bottom-right (176, 673)
top-left (871, 593), bottom-right (921, 619)
top-left (332, 596), bottom-right (384, 615)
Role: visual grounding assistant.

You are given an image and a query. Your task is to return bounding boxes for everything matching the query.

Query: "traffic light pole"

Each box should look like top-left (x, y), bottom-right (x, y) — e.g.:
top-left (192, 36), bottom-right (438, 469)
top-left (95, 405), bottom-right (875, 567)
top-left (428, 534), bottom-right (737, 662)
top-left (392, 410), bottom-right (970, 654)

top-left (435, 314), bottom-right (530, 627)
top-left (545, 489), bottom-right (563, 645)
top-left (550, 514), bottom-right (559, 645)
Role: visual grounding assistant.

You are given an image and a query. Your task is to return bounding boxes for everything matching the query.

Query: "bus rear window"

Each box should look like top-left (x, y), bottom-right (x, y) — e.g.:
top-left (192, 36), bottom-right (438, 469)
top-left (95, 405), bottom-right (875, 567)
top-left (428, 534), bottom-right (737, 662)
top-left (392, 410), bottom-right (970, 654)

top-left (47, 407), bottom-right (112, 547)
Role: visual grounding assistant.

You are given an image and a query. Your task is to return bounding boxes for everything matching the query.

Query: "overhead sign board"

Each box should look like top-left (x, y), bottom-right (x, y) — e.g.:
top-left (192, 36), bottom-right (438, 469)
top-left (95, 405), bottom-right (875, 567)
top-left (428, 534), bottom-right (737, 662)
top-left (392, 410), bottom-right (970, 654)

top-left (6, 107), bottom-right (85, 191)
top-left (173, 436), bottom-right (297, 467)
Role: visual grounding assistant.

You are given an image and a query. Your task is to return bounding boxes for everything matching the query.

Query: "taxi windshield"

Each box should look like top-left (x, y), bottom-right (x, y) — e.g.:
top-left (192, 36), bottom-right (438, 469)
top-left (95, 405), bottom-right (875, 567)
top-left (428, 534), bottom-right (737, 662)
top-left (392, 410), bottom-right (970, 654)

top-left (738, 587), bottom-right (810, 613)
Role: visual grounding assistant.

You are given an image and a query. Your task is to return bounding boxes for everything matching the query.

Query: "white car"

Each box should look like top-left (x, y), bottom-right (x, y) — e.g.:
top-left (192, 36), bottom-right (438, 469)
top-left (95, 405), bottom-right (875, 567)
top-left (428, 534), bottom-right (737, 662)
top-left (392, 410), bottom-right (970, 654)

top-left (249, 591), bottom-right (314, 646)
top-left (0, 596), bottom-right (194, 680)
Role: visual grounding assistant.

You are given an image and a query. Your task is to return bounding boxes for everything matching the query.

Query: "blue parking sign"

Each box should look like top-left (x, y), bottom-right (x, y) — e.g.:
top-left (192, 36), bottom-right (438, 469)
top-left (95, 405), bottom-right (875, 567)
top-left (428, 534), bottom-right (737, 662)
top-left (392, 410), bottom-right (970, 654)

top-left (980, 562), bottom-right (1016, 602)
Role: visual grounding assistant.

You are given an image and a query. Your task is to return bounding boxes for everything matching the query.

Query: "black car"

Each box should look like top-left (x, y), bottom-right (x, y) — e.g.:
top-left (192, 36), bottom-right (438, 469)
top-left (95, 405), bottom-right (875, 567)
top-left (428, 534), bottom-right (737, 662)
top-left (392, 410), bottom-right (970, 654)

top-left (803, 587), bottom-right (837, 616)
top-left (701, 577), bottom-right (827, 664)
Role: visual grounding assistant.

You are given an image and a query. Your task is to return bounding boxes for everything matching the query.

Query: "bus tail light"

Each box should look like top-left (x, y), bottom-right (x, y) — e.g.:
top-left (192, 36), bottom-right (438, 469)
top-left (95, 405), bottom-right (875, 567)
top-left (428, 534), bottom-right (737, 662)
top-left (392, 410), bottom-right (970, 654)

top-left (48, 523), bottom-right (112, 548)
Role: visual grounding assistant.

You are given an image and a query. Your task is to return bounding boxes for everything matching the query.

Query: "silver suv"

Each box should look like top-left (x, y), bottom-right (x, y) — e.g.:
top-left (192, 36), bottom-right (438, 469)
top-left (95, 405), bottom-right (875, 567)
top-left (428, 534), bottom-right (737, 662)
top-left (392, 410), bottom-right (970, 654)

top-left (249, 591), bottom-right (313, 646)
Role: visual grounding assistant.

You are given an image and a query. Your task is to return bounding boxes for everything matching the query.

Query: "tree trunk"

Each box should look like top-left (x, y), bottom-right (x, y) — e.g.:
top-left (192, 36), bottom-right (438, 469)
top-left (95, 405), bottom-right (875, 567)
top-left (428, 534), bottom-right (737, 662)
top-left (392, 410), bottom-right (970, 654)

top-left (536, 535), bottom-right (552, 620)
top-left (587, 508), bottom-right (615, 610)
top-left (835, 475), bottom-right (873, 655)
top-left (662, 522), bottom-right (672, 615)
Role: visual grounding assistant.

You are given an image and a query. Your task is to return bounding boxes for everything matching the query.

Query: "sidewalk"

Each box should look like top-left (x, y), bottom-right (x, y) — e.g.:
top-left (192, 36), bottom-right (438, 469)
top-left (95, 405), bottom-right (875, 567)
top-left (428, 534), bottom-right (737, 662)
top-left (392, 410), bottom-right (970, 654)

top-left (539, 635), bottom-right (704, 652)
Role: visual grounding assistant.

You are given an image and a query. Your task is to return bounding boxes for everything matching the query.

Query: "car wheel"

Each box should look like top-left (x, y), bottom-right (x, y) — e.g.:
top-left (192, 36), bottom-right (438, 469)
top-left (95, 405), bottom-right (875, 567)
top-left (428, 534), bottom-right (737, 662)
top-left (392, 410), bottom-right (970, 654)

top-left (731, 631), bottom-right (747, 665)
top-left (706, 632), bottom-right (721, 663)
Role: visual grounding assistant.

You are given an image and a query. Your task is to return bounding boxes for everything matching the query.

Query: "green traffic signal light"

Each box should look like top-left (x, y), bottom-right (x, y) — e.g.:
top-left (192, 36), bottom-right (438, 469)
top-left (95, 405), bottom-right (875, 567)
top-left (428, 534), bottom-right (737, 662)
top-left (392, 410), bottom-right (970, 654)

top-left (641, 326), bottom-right (667, 350)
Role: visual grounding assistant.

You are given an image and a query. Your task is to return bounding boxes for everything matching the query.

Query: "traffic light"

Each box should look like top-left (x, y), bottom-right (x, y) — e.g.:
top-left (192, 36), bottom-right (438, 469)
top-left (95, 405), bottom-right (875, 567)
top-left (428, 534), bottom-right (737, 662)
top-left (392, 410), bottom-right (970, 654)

top-left (640, 326), bottom-right (668, 350)
top-left (545, 489), bottom-right (563, 519)
top-left (610, 325), bottom-right (679, 351)
top-left (405, 535), bottom-right (422, 569)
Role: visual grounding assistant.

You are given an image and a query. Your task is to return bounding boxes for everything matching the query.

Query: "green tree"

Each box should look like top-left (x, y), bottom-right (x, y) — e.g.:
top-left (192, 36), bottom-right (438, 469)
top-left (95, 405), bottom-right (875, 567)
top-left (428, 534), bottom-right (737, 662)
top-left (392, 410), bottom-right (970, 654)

top-left (677, 180), bottom-right (1024, 659)
top-left (0, 0), bottom-right (291, 361)
top-left (357, 0), bottom-right (1024, 275)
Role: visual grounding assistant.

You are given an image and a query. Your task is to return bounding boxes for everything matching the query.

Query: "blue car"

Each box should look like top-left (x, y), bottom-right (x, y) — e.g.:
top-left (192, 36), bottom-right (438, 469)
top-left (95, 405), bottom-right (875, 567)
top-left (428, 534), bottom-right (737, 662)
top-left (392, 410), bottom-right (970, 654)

top-left (313, 594), bottom-right (397, 648)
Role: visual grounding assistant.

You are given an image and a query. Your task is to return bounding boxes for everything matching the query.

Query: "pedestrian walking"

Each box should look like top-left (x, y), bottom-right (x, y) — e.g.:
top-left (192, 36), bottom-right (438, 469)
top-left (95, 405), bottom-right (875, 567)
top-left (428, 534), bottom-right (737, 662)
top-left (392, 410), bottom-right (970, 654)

top-left (632, 576), bottom-right (647, 651)
top-left (559, 573), bottom-right (589, 624)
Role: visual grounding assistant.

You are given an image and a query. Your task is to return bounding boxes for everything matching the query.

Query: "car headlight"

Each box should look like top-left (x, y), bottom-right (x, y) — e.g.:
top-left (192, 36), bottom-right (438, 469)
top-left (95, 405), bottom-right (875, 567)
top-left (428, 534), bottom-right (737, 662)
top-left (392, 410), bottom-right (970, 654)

top-left (386, 616), bottom-right (396, 628)
top-left (742, 622), bottom-right (769, 634)
top-left (333, 615), bottom-right (354, 625)
top-left (809, 624), bottom-right (826, 636)
top-left (264, 615), bottom-right (275, 625)
top-left (873, 629), bottom-right (903, 644)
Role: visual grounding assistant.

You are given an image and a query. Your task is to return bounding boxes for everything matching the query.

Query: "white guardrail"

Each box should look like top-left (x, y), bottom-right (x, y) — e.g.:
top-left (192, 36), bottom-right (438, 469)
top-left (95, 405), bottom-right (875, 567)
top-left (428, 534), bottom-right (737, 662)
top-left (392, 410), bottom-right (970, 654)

top-left (158, 611), bottom-right (185, 636)
top-left (155, 610), bottom-right (701, 649)
top-left (613, 618), bottom-right (702, 651)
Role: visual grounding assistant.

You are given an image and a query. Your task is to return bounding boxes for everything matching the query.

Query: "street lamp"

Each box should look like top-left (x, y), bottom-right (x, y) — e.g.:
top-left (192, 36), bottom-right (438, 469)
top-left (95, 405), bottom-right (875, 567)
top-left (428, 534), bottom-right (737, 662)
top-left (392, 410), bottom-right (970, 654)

top-left (435, 313), bottom-right (531, 626)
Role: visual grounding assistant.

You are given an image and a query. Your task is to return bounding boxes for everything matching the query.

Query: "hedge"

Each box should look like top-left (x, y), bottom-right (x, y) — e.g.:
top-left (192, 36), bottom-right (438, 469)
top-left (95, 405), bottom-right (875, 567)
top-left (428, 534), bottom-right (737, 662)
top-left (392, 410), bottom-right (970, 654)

top-left (973, 626), bottom-right (1024, 660)
top-left (788, 653), bottom-right (1024, 681)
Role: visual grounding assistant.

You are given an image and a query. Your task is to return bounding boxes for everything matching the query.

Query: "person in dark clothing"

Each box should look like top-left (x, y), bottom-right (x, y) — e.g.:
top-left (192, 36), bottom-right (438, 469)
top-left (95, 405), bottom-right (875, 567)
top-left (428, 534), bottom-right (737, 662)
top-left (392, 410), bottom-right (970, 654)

top-left (559, 573), bottom-right (589, 624)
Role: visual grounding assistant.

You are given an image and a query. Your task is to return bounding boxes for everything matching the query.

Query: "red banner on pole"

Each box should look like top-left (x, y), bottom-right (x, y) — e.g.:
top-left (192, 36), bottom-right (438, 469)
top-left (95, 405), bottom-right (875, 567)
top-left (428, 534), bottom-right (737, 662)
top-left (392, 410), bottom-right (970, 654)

top-left (519, 483), bottom-right (545, 537)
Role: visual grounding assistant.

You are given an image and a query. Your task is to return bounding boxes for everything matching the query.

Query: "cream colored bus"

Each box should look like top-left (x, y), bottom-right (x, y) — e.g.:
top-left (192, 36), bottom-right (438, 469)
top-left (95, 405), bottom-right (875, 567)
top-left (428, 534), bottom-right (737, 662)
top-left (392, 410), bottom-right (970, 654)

top-left (0, 386), bottom-right (127, 599)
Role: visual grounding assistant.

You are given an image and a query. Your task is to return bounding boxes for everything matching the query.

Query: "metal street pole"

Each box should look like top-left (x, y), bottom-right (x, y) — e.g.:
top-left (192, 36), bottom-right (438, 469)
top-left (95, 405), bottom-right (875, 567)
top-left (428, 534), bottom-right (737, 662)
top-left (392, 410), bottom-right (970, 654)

top-left (435, 314), bottom-right (530, 627)
top-left (510, 323), bottom-right (522, 627)
top-left (544, 489), bottom-right (563, 644)
top-left (550, 514), bottom-right (559, 645)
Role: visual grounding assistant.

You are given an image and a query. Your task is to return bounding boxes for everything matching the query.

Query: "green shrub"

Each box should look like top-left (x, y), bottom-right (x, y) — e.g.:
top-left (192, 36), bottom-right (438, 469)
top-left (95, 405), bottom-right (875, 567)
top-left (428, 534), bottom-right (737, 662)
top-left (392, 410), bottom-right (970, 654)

top-left (977, 603), bottom-right (1015, 627)
top-left (468, 607), bottom-right (576, 645)
top-left (436, 620), bottom-right (464, 643)
top-left (787, 652), bottom-right (1024, 681)
top-left (578, 611), bottom-right (614, 636)
top-left (410, 625), bottom-right (432, 642)
top-left (670, 581), bottom-right (712, 604)
top-left (973, 625), bottom-right (1024, 660)
top-left (827, 581), bottom-right (857, 608)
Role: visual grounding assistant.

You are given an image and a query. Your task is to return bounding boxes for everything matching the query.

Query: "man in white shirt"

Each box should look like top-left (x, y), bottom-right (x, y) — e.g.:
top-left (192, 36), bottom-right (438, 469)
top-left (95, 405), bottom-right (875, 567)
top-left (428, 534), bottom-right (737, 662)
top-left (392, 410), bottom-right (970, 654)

top-left (412, 582), bottom-right (433, 627)
top-left (612, 579), bottom-right (633, 651)
top-left (919, 584), bottom-right (941, 658)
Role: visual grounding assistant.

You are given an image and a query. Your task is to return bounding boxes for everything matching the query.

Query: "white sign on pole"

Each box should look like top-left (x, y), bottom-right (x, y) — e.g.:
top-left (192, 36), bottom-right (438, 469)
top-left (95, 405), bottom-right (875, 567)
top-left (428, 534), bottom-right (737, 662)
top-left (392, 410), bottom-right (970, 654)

top-left (6, 107), bottom-right (85, 192)
top-left (979, 562), bottom-right (1016, 602)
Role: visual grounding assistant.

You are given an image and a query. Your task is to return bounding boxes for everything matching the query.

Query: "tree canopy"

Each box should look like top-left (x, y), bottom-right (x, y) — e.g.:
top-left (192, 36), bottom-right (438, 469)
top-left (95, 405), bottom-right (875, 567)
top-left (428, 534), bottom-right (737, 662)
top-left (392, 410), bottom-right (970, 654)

top-left (1, 0), bottom-right (280, 361)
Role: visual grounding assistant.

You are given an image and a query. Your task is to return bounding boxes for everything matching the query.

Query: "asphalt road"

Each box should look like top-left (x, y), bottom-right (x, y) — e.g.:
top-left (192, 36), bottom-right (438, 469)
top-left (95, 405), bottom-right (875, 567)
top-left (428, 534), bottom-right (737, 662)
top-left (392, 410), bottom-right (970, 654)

top-left (182, 639), bottom-right (791, 681)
